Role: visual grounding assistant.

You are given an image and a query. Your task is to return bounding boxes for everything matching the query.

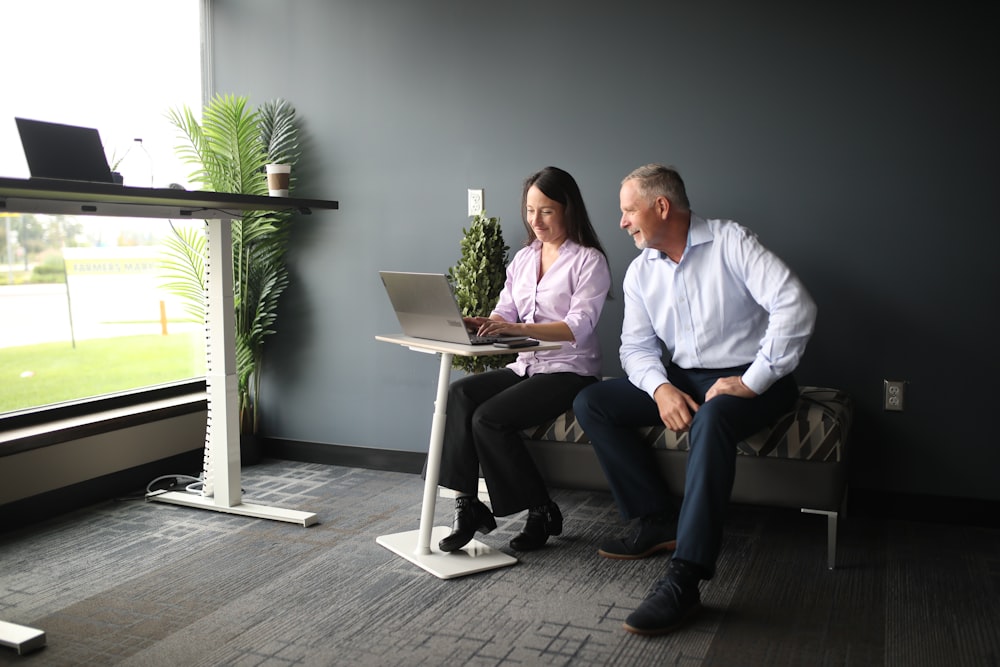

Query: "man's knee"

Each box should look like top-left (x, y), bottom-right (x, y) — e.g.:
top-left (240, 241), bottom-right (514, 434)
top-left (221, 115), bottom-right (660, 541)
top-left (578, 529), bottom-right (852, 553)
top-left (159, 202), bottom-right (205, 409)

top-left (690, 395), bottom-right (754, 445)
top-left (693, 395), bottom-right (740, 422)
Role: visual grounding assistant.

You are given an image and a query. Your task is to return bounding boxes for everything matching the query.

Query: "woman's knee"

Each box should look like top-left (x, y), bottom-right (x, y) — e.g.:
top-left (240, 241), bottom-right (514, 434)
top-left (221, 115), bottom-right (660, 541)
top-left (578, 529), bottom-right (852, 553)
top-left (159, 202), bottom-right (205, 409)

top-left (572, 382), bottom-right (599, 418)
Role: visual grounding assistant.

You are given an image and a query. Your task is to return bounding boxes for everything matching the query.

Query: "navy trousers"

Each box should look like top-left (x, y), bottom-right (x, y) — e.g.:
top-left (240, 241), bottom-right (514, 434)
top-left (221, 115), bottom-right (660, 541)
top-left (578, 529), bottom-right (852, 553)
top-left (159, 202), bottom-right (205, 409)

top-left (573, 366), bottom-right (798, 577)
top-left (437, 369), bottom-right (598, 517)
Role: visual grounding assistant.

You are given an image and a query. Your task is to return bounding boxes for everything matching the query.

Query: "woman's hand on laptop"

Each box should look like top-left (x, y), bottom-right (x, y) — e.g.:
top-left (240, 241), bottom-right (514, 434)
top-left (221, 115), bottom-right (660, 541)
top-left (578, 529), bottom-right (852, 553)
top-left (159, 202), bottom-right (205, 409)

top-left (463, 316), bottom-right (490, 333)
top-left (468, 317), bottom-right (519, 337)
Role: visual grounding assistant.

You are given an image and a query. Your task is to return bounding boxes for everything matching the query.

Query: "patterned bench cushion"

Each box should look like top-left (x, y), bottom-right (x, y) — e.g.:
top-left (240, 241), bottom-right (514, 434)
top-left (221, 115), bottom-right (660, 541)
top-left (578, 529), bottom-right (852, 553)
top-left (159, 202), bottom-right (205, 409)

top-left (521, 386), bottom-right (852, 463)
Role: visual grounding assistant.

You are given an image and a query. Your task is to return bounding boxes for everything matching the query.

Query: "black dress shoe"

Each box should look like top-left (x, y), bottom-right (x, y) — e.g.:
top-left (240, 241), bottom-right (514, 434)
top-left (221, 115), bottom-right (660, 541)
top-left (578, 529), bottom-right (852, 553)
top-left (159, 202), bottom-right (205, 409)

top-left (598, 512), bottom-right (676, 559)
top-left (509, 501), bottom-right (562, 551)
top-left (623, 558), bottom-right (703, 635)
top-left (439, 496), bottom-right (497, 552)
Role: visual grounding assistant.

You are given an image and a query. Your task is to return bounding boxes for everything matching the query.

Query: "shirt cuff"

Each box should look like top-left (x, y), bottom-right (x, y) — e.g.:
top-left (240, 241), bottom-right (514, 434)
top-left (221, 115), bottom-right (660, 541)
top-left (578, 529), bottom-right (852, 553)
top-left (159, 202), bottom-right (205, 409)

top-left (742, 362), bottom-right (775, 396)
top-left (633, 368), bottom-right (671, 399)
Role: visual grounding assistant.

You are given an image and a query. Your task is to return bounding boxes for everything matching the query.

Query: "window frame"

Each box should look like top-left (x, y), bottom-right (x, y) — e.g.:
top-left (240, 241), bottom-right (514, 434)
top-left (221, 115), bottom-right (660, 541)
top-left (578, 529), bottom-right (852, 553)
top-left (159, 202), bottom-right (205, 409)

top-left (0, 379), bottom-right (207, 457)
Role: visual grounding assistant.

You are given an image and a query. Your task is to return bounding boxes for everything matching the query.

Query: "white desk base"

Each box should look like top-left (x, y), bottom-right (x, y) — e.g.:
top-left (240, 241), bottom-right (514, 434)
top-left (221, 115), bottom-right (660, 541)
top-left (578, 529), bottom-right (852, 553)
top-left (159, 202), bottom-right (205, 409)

top-left (377, 526), bottom-right (517, 579)
top-left (375, 334), bottom-right (559, 579)
top-left (145, 218), bottom-right (316, 527)
top-left (148, 491), bottom-right (318, 526)
top-left (0, 620), bottom-right (46, 655)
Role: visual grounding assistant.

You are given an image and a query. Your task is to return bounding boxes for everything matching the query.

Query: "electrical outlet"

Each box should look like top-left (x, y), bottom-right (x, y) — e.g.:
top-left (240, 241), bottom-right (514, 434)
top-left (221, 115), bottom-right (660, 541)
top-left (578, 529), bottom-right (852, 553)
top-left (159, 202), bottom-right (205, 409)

top-left (468, 188), bottom-right (484, 217)
top-left (884, 379), bottom-right (905, 411)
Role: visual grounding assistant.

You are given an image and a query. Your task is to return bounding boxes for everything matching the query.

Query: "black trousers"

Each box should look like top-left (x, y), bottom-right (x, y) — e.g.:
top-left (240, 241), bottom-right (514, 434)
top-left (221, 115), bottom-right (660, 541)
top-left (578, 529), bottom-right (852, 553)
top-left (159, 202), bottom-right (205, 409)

top-left (436, 369), bottom-right (598, 517)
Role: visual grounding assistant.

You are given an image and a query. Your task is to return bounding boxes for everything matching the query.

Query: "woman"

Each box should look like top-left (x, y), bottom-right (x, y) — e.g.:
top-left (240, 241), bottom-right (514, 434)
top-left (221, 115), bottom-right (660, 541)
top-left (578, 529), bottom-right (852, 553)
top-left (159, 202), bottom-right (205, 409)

top-left (437, 166), bottom-right (611, 553)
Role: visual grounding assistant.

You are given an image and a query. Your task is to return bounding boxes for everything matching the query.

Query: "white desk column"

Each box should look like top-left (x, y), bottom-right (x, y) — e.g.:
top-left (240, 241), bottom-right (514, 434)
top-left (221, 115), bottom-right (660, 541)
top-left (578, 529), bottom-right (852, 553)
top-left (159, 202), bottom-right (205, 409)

top-left (203, 217), bottom-right (241, 507)
top-left (414, 350), bottom-right (455, 555)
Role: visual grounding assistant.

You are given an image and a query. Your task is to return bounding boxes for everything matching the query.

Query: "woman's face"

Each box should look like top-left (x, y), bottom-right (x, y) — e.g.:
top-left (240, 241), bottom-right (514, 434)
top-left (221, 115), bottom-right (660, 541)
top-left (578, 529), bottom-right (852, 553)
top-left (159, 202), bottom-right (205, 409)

top-left (525, 184), bottom-right (567, 246)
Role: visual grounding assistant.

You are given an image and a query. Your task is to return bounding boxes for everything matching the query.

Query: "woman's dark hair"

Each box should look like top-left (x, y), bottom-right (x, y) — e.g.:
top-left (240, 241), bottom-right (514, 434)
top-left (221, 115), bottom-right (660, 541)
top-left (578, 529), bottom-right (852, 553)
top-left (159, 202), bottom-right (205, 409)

top-left (521, 166), bottom-right (609, 259)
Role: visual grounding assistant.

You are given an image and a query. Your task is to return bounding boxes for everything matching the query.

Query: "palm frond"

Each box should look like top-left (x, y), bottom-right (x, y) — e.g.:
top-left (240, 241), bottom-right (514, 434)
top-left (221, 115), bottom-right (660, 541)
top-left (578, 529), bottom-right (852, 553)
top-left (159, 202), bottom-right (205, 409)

top-left (158, 223), bottom-right (207, 322)
top-left (161, 94), bottom-right (303, 433)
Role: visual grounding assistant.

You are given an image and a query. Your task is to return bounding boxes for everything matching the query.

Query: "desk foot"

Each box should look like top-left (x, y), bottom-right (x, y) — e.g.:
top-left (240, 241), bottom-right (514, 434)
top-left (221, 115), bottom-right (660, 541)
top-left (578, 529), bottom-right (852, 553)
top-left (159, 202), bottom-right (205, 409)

top-left (147, 491), bottom-right (318, 526)
top-left (0, 620), bottom-right (46, 655)
top-left (377, 526), bottom-right (517, 579)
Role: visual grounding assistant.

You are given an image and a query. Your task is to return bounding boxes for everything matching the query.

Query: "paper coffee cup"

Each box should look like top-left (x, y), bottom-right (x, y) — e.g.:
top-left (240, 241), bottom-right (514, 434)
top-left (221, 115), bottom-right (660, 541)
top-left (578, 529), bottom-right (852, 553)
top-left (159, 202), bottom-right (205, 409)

top-left (266, 163), bottom-right (291, 196)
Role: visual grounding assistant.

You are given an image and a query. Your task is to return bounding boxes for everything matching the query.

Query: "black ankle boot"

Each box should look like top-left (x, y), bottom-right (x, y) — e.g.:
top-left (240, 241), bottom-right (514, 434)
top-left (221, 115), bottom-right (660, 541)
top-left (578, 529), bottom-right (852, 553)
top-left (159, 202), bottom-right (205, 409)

top-left (439, 496), bottom-right (497, 552)
top-left (509, 501), bottom-right (562, 551)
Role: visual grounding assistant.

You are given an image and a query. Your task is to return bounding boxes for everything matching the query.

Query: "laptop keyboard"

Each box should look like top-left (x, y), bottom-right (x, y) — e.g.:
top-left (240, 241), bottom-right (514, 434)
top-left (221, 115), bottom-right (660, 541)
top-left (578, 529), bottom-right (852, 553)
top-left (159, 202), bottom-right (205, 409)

top-left (469, 334), bottom-right (527, 345)
top-left (469, 335), bottom-right (504, 345)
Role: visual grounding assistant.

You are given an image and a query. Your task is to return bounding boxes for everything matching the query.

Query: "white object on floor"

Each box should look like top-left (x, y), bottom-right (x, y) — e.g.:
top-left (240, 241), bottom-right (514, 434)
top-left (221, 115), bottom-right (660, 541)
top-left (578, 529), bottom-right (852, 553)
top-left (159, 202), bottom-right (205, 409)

top-left (376, 526), bottom-right (516, 580)
top-left (0, 620), bottom-right (46, 655)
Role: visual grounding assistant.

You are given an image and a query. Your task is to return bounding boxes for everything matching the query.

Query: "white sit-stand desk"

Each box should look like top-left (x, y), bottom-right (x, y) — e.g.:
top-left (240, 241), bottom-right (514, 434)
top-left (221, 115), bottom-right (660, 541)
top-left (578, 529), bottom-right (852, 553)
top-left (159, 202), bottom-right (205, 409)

top-left (0, 178), bottom-right (337, 654)
top-left (374, 333), bottom-right (560, 579)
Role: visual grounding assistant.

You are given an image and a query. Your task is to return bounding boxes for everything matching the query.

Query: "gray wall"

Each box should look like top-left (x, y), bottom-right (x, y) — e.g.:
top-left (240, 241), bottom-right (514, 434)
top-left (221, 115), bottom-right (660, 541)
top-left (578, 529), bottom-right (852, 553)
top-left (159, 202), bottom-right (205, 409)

top-left (210, 1), bottom-right (999, 501)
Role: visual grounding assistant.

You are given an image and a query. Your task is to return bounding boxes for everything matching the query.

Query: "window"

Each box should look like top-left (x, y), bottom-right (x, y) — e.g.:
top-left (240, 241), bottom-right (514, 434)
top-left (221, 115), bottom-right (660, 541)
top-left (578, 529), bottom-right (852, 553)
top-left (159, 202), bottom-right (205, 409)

top-left (0, 0), bottom-right (205, 418)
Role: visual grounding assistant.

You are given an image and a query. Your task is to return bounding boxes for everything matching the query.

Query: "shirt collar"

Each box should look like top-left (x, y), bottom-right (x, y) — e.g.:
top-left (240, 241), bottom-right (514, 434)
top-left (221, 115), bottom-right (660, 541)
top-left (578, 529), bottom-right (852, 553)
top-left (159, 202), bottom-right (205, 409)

top-left (687, 214), bottom-right (712, 247)
top-left (642, 213), bottom-right (710, 262)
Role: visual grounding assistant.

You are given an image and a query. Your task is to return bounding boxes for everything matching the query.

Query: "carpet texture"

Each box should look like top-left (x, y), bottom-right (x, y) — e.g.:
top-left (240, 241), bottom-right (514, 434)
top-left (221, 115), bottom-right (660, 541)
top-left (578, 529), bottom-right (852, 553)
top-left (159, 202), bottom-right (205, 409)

top-left (1, 459), bottom-right (998, 666)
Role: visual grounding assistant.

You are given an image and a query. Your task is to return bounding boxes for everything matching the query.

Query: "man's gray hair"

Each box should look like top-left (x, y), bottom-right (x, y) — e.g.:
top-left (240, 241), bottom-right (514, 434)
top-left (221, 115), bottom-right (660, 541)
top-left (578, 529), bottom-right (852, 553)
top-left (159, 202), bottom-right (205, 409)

top-left (623, 164), bottom-right (691, 211)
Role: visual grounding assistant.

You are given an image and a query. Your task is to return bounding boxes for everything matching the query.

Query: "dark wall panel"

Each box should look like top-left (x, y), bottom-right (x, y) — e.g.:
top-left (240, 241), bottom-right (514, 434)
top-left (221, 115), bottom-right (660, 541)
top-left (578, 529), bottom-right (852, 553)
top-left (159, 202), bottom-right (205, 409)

top-left (210, 1), bottom-right (999, 501)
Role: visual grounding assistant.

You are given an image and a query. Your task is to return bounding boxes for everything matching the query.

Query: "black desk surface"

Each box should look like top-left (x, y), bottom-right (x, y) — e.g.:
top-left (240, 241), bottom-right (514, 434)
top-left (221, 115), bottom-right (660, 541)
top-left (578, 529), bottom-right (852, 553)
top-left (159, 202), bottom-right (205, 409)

top-left (0, 176), bottom-right (338, 219)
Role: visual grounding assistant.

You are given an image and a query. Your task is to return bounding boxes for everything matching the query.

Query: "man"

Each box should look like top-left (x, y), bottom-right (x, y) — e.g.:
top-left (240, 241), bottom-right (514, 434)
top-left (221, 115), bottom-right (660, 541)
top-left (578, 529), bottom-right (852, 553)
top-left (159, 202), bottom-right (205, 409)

top-left (573, 164), bottom-right (816, 635)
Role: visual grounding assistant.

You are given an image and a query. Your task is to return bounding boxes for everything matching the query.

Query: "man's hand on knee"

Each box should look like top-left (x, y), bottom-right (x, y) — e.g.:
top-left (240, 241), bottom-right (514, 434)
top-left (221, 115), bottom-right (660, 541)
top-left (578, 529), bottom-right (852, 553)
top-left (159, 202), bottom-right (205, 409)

top-left (705, 376), bottom-right (757, 402)
top-left (653, 383), bottom-right (699, 434)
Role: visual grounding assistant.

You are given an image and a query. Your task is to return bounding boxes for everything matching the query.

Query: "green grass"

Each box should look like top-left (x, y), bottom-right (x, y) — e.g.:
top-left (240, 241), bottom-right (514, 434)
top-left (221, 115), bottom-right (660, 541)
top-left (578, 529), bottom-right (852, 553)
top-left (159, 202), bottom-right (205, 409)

top-left (0, 333), bottom-right (206, 413)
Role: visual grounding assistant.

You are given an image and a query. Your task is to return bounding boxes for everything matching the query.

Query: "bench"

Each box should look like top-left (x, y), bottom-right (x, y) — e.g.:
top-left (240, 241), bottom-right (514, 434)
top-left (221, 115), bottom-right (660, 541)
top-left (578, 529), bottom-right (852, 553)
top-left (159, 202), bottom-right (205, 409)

top-left (520, 386), bottom-right (853, 569)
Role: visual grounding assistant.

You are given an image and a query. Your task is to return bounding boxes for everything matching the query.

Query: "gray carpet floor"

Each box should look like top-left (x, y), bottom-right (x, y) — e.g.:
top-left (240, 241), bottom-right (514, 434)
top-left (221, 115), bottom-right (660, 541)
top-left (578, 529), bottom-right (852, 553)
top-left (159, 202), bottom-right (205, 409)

top-left (1, 459), bottom-right (998, 666)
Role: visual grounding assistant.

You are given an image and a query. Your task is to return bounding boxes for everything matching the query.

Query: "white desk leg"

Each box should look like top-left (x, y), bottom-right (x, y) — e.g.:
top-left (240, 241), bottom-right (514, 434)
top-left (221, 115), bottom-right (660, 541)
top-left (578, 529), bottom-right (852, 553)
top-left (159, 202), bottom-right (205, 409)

top-left (377, 351), bottom-right (517, 578)
top-left (414, 351), bottom-right (454, 554)
top-left (148, 217), bottom-right (317, 527)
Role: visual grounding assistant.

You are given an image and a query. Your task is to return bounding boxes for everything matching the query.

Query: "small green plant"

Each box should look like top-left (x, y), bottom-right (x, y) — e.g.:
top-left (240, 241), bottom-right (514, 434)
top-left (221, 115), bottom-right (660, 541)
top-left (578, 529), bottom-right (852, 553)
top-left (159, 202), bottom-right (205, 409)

top-left (447, 211), bottom-right (515, 373)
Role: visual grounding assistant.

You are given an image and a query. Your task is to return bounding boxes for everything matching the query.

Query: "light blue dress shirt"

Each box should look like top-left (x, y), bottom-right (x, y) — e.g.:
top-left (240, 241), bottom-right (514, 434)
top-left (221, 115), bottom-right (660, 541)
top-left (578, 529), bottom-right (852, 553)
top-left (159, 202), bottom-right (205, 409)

top-left (492, 239), bottom-right (611, 378)
top-left (621, 215), bottom-right (816, 396)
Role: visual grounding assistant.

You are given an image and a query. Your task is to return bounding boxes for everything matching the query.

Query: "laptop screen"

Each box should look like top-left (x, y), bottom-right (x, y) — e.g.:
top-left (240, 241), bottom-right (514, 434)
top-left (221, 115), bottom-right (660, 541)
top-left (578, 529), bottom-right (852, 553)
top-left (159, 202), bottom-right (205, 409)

top-left (15, 117), bottom-right (115, 184)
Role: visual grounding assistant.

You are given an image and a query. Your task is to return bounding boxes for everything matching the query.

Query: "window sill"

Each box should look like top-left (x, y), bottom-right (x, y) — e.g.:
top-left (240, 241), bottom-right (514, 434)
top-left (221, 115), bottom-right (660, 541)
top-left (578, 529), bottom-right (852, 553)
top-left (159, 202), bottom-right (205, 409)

top-left (0, 390), bottom-right (207, 457)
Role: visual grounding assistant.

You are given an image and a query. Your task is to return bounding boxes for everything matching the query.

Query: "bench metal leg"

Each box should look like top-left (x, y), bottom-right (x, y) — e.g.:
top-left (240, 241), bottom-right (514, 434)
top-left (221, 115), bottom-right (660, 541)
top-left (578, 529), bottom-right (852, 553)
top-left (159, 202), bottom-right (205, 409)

top-left (801, 508), bottom-right (837, 570)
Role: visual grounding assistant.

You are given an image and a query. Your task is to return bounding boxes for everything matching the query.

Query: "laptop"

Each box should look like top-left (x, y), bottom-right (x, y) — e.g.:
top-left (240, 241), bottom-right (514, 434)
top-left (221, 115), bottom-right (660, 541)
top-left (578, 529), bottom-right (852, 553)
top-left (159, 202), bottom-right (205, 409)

top-left (379, 271), bottom-right (529, 345)
top-left (15, 117), bottom-right (116, 184)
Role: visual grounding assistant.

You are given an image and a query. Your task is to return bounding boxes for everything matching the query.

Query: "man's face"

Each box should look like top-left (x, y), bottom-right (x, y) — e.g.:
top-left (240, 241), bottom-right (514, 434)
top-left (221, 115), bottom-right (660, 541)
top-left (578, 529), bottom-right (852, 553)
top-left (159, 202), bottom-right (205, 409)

top-left (619, 179), bottom-right (664, 250)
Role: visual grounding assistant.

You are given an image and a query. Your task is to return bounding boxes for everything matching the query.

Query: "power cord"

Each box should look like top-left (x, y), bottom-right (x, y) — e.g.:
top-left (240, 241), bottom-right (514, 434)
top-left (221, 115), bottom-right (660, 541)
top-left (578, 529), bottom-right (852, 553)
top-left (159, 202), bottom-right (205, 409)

top-left (144, 473), bottom-right (206, 497)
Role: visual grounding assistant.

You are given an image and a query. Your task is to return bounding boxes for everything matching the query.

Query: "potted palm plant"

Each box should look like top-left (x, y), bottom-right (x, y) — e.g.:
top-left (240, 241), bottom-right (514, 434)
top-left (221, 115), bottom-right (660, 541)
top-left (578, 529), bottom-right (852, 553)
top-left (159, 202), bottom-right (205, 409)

top-left (162, 94), bottom-right (301, 460)
top-left (447, 211), bottom-right (516, 373)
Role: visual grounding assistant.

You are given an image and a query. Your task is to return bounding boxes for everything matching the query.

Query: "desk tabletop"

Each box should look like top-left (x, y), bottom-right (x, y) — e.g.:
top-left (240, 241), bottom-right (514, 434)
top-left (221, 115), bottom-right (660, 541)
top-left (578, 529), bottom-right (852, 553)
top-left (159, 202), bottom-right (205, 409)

top-left (375, 333), bottom-right (561, 357)
top-left (0, 176), bottom-right (338, 219)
